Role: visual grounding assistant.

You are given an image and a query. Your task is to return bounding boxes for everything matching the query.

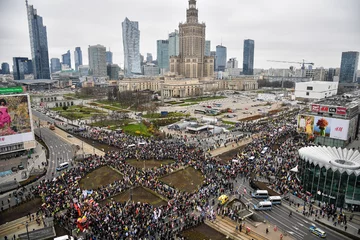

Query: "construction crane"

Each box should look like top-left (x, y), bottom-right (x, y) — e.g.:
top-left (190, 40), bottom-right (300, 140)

top-left (267, 59), bottom-right (314, 70)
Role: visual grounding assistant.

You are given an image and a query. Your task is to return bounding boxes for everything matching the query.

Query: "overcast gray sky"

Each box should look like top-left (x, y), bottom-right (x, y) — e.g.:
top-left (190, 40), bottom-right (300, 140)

top-left (0, 0), bottom-right (359, 70)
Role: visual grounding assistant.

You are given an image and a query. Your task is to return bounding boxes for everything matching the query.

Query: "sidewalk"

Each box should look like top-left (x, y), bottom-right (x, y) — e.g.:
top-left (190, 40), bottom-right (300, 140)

top-left (281, 197), bottom-right (360, 239)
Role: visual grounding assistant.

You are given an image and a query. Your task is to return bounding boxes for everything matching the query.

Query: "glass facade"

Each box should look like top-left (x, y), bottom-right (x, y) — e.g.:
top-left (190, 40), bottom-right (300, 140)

top-left (215, 45), bottom-right (227, 72)
top-left (157, 40), bottom-right (169, 73)
top-left (62, 50), bottom-right (71, 68)
top-left (243, 39), bottom-right (254, 75)
top-left (122, 17), bottom-right (141, 76)
top-left (299, 159), bottom-right (360, 210)
top-left (26, 1), bottom-right (50, 79)
top-left (339, 51), bottom-right (359, 83)
top-left (168, 30), bottom-right (179, 57)
top-left (106, 51), bottom-right (113, 65)
top-left (74, 47), bottom-right (83, 71)
top-left (1, 63), bottom-right (10, 74)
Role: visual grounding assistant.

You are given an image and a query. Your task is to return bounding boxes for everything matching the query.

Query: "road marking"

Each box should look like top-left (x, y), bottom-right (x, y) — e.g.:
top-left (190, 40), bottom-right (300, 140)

top-left (303, 220), bottom-right (309, 224)
top-left (298, 223), bottom-right (304, 227)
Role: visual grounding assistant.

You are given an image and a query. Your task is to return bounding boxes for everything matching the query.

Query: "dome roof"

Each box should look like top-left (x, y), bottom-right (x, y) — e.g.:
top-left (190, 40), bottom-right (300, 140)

top-left (298, 146), bottom-right (360, 176)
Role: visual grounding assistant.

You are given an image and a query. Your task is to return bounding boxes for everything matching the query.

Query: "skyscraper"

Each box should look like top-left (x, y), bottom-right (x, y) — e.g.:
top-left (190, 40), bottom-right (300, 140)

top-left (169, 0), bottom-right (214, 78)
top-left (339, 51), bottom-right (359, 83)
top-left (122, 17), bottom-right (141, 76)
top-left (107, 64), bottom-right (120, 80)
top-left (205, 41), bottom-right (211, 57)
top-left (210, 51), bottom-right (216, 71)
top-left (50, 58), bottom-right (61, 73)
top-left (215, 45), bottom-right (227, 72)
top-left (13, 57), bottom-right (32, 80)
top-left (74, 47), bottom-right (82, 71)
top-left (243, 39), bottom-right (255, 75)
top-left (62, 50), bottom-right (71, 68)
top-left (25, 0), bottom-right (50, 79)
top-left (168, 30), bottom-right (179, 57)
top-left (88, 44), bottom-right (107, 77)
top-left (157, 40), bottom-right (169, 74)
top-left (1, 63), bottom-right (10, 74)
top-left (146, 53), bottom-right (153, 63)
top-left (227, 58), bottom-right (238, 69)
top-left (106, 50), bottom-right (113, 65)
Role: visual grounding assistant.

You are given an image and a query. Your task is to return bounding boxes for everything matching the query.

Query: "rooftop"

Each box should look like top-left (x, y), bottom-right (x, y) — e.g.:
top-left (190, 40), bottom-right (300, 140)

top-left (10, 79), bottom-right (57, 85)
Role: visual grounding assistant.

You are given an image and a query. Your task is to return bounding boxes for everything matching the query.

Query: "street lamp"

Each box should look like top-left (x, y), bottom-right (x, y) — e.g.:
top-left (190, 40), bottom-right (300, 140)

top-left (25, 221), bottom-right (30, 240)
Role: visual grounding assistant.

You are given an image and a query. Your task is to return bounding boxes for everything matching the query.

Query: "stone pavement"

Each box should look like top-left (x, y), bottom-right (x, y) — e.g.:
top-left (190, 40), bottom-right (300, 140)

top-left (205, 216), bottom-right (294, 240)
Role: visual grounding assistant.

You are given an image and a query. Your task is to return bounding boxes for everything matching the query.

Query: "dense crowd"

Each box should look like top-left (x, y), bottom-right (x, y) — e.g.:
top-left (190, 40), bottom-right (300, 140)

top-left (25, 107), bottom-right (322, 239)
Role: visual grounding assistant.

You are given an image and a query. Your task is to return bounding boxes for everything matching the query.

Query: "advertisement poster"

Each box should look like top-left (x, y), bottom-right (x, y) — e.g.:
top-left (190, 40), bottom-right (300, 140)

top-left (297, 115), bottom-right (314, 135)
top-left (330, 119), bottom-right (349, 140)
top-left (313, 116), bottom-right (332, 137)
top-left (0, 94), bottom-right (34, 146)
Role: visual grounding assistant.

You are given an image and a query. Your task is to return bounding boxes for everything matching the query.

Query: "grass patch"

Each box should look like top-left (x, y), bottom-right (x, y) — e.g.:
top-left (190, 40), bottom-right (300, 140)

top-left (102, 186), bottom-right (166, 207)
top-left (183, 96), bottom-right (226, 103)
top-left (89, 119), bottom-right (133, 130)
top-left (181, 223), bottom-right (226, 240)
top-left (221, 120), bottom-right (237, 125)
top-left (160, 167), bottom-right (204, 193)
top-left (179, 103), bottom-right (197, 107)
top-left (51, 105), bottom-right (105, 120)
top-left (0, 198), bottom-right (42, 225)
top-left (64, 93), bottom-right (94, 100)
top-left (122, 123), bottom-right (152, 137)
top-left (143, 112), bottom-right (188, 119)
top-left (79, 166), bottom-right (123, 190)
top-left (127, 159), bottom-right (174, 169)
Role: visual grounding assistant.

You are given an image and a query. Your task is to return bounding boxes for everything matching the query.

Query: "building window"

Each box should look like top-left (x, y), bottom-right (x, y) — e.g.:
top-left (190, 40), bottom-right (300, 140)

top-left (306, 92), bottom-right (309, 96)
top-left (307, 86), bottom-right (313, 90)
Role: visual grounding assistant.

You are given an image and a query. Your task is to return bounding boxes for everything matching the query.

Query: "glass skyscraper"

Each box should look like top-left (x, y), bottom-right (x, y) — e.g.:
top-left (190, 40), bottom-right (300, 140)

top-left (62, 50), bottom-right (71, 68)
top-left (74, 47), bottom-right (82, 71)
top-left (168, 30), bottom-right (179, 57)
top-left (26, 0), bottom-right (50, 79)
top-left (205, 41), bottom-right (211, 57)
top-left (88, 44), bottom-right (107, 77)
top-left (243, 39), bottom-right (254, 75)
top-left (13, 57), bottom-right (32, 80)
top-left (157, 40), bottom-right (169, 74)
top-left (122, 17), bottom-right (141, 77)
top-left (1, 63), bottom-right (10, 74)
top-left (215, 45), bottom-right (227, 72)
top-left (339, 51), bottom-right (359, 83)
top-left (106, 51), bottom-right (113, 65)
top-left (50, 58), bottom-right (61, 73)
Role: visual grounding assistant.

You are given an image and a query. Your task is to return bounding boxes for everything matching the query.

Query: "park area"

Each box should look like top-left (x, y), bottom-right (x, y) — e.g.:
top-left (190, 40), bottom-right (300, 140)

top-left (180, 223), bottom-right (226, 240)
top-left (126, 159), bottom-right (174, 169)
top-left (160, 167), bottom-right (204, 193)
top-left (51, 105), bottom-right (105, 120)
top-left (79, 166), bottom-right (123, 190)
top-left (102, 186), bottom-right (167, 207)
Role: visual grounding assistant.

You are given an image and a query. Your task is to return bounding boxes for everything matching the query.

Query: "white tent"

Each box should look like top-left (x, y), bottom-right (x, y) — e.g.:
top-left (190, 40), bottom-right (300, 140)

top-left (290, 165), bottom-right (299, 173)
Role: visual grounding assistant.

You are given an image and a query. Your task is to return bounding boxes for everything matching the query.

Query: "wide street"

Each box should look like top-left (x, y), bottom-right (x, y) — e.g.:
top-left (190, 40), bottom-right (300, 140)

top-left (34, 127), bottom-right (74, 179)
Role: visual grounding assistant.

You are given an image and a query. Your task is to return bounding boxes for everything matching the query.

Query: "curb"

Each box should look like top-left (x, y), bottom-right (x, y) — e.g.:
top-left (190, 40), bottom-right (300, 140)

top-left (315, 219), bottom-right (360, 240)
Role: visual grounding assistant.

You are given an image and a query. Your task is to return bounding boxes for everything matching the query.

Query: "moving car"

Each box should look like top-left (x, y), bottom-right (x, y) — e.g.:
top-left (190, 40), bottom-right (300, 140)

top-left (309, 226), bottom-right (326, 238)
top-left (218, 195), bottom-right (229, 205)
top-left (253, 201), bottom-right (272, 211)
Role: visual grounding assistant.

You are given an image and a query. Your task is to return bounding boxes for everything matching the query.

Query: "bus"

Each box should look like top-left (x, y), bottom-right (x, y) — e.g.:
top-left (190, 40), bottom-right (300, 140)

top-left (253, 201), bottom-right (272, 211)
top-left (56, 162), bottom-right (69, 171)
top-left (251, 190), bottom-right (269, 199)
top-left (268, 196), bottom-right (282, 205)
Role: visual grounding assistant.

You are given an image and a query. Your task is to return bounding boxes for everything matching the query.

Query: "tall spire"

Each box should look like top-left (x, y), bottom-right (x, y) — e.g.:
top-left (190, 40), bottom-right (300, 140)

top-left (187, 0), bottom-right (198, 23)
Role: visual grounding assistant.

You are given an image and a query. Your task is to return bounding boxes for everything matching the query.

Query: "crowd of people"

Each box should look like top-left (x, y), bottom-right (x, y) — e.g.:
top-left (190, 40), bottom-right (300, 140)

top-left (9, 107), bottom-right (328, 239)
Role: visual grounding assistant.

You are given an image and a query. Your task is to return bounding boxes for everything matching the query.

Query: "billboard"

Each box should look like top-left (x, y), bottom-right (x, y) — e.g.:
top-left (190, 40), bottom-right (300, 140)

top-left (297, 114), bottom-right (315, 135)
top-left (330, 118), bottom-right (349, 140)
top-left (313, 116), bottom-right (332, 137)
top-left (0, 94), bottom-right (34, 146)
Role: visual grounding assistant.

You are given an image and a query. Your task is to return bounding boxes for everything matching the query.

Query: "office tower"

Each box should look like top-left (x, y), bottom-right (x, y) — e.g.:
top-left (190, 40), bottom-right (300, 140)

top-left (107, 64), bottom-right (120, 80)
top-left (50, 58), bottom-right (61, 73)
top-left (157, 40), bottom-right (169, 74)
top-left (25, 0), bottom-right (50, 79)
top-left (215, 45), bottom-right (227, 72)
top-left (243, 39), bottom-right (255, 75)
top-left (227, 58), bottom-right (238, 69)
top-left (74, 47), bottom-right (82, 71)
top-left (168, 30), bottom-right (179, 57)
top-left (88, 44), bottom-right (107, 77)
top-left (1, 63), bottom-right (10, 74)
top-left (339, 51), bottom-right (359, 83)
top-left (62, 50), bottom-right (71, 68)
top-left (210, 51), bottom-right (216, 71)
top-left (122, 17), bottom-right (141, 76)
top-left (143, 63), bottom-right (160, 76)
top-left (146, 53), bottom-right (153, 63)
top-left (205, 41), bottom-right (211, 57)
top-left (13, 57), bottom-right (32, 80)
top-left (106, 50), bottom-right (113, 65)
top-left (169, 0), bottom-right (214, 78)
top-left (79, 65), bottom-right (89, 77)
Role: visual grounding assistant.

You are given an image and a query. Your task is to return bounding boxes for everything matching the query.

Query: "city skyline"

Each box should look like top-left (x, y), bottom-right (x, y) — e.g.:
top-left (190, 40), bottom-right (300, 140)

top-left (0, 0), bottom-right (359, 70)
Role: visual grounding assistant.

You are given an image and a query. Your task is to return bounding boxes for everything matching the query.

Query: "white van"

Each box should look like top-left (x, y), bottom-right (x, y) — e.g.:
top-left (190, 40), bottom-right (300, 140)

top-left (268, 196), bottom-right (282, 205)
top-left (261, 147), bottom-right (269, 155)
top-left (56, 162), bottom-right (69, 171)
top-left (253, 201), bottom-right (272, 211)
top-left (251, 190), bottom-right (269, 199)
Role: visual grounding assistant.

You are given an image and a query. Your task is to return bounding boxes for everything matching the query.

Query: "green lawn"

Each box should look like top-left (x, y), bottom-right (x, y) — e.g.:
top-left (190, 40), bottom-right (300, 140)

top-left (90, 119), bottom-right (133, 130)
top-left (221, 120), bottom-right (237, 125)
top-left (79, 166), bottom-right (123, 190)
top-left (183, 96), bottom-right (227, 103)
top-left (179, 103), bottom-right (198, 107)
top-left (51, 105), bottom-right (106, 120)
top-left (143, 112), bottom-right (188, 119)
top-left (123, 123), bottom-right (152, 137)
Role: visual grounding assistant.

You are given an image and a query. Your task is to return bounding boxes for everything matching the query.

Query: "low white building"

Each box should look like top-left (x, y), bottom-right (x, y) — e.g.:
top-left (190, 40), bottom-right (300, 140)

top-left (295, 81), bottom-right (338, 100)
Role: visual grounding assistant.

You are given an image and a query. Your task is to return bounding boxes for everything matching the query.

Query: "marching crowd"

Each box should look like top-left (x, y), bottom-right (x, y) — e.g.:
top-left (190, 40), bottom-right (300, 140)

top-left (7, 107), bottom-right (334, 239)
